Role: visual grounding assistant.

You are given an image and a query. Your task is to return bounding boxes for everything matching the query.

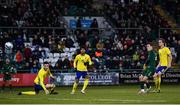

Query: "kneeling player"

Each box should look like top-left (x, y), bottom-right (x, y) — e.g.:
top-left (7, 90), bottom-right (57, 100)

top-left (138, 43), bottom-right (156, 94)
top-left (18, 62), bottom-right (57, 95)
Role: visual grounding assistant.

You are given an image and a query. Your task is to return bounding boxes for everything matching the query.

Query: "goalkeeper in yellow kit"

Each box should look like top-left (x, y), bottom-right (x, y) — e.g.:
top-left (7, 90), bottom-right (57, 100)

top-left (71, 48), bottom-right (92, 94)
top-left (18, 62), bottom-right (57, 95)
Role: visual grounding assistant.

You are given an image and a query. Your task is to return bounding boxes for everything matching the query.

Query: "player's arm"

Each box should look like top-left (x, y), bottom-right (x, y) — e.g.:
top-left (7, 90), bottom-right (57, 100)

top-left (88, 55), bottom-right (93, 66)
top-left (144, 57), bottom-right (149, 70)
top-left (166, 48), bottom-right (172, 68)
top-left (48, 69), bottom-right (55, 79)
top-left (156, 61), bottom-right (161, 69)
top-left (73, 55), bottom-right (78, 69)
top-left (144, 52), bottom-right (152, 70)
top-left (39, 75), bottom-right (49, 94)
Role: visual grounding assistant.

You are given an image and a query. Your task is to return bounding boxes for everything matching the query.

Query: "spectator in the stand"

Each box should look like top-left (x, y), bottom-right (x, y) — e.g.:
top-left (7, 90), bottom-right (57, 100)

top-left (76, 17), bottom-right (81, 29)
top-left (24, 45), bottom-right (32, 61)
top-left (15, 35), bottom-right (24, 50)
top-left (96, 40), bottom-right (104, 50)
top-left (90, 18), bottom-right (98, 28)
top-left (91, 56), bottom-right (100, 70)
top-left (62, 56), bottom-right (71, 70)
top-left (32, 35), bottom-right (42, 46)
top-left (132, 51), bottom-right (140, 62)
top-left (77, 33), bottom-right (87, 47)
top-left (32, 46), bottom-right (41, 60)
top-left (24, 62), bottom-right (32, 71)
top-left (55, 58), bottom-right (63, 70)
top-left (31, 60), bottom-right (40, 73)
top-left (0, 57), bottom-right (3, 70)
top-left (14, 50), bottom-right (23, 63)
top-left (57, 40), bottom-right (65, 52)
top-left (90, 18), bottom-right (99, 34)
top-left (175, 40), bottom-right (180, 63)
top-left (65, 36), bottom-right (74, 48)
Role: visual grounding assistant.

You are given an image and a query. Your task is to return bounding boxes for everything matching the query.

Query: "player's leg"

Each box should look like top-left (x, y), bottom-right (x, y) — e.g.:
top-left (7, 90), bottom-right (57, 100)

top-left (153, 73), bottom-right (161, 93)
top-left (18, 84), bottom-right (40, 95)
top-left (138, 75), bottom-right (147, 94)
top-left (157, 73), bottom-right (161, 92)
top-left (145, 70), bottom-right (153, 92)
top-left (19, 91), bottom-right (36, 95)
top-left (81, 73), bottom-right (89, 94)
top-left (143, 76), bottom-right (151, 92)
top-left (155, 66), bottom-right (167, 93)
top-left (153, 73), bottom-right (158, 91)
top-left (71, 79), bottom-right (79, 94)
top-left (6, 80), bottom-right (12, 91)
top-left (71, 71), bottom-right (81, 94)
top-left (139, 75), bottom-right (144, 91)
top-left (2, 80), bottom-right (6, 91)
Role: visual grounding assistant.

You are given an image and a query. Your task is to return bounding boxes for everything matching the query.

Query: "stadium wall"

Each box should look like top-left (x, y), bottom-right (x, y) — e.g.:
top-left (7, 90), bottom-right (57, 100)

top-left (0, 71), bottom-right (180, 86)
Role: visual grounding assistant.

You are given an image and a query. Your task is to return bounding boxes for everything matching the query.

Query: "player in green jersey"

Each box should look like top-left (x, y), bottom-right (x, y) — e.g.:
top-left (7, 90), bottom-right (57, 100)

top-left (1, 58), bottom-right (16, 91)
top-left (138, 43), bottom-right (156, 94)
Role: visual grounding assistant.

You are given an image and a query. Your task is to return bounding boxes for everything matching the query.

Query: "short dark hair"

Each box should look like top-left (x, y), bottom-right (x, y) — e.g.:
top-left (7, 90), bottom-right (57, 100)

top-left (159, 38), bottom-right (166, 46)
top-left (159, 38), bottom-right (166, 44)
top-left (43, 61), bottom-right (49, 64)
top-left (146, 42), bottom-right (152, 46)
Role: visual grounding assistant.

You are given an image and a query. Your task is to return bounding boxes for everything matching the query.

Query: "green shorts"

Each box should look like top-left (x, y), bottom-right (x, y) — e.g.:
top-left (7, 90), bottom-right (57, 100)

top-left (3, 74), bottom-right (12, 81)
top-left (142, 68), bottom-right (155, 78)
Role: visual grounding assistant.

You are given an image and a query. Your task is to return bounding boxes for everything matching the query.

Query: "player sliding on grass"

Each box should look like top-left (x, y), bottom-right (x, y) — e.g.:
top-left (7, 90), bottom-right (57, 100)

top-left (18, 62), bottom-right (57, 95)
top-left (138, 43), bottom-right (156, 94)
top-left (71, 48), bottom-right (93, 94)
top-left (153, 38), bottom-right (172, 93)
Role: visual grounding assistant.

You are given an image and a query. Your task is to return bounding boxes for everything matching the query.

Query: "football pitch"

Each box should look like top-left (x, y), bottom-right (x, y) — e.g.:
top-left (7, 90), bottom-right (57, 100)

top-left (0, 84), bottom-right (180, 104)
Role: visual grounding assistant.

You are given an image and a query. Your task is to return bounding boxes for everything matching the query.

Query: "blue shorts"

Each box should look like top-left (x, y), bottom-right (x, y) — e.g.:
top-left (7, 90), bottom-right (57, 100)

top-left (34, 84), bottom-right (43, 94)
top-left (76, 71), bottom-right (88, 79)
top-left (155, 66), bottom-right (167, 74)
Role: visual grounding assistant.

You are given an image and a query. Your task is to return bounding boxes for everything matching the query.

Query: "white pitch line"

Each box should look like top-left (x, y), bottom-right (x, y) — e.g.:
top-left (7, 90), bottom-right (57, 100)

top-left (48, 98), bottom-right (167, 103)
top-left (4, 97), bottom-right (166, 103)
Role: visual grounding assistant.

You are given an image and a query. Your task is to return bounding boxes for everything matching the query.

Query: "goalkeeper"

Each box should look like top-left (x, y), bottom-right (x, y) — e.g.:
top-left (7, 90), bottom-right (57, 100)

top-left (18, 62), bottom-right (57, 95)
top-left (138, 43), bottom-right (156, 94)
top-left (1, 58), bottom-right (16, 91)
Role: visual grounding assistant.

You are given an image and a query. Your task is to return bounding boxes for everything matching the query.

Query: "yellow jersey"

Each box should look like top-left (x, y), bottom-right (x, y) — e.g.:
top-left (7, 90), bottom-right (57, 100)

top-left (34, 67), bottom-right (53, 90)
top-left (73, 54), bottom-right (92, 71)
top-left (158, 47), bottom-right (171, 66)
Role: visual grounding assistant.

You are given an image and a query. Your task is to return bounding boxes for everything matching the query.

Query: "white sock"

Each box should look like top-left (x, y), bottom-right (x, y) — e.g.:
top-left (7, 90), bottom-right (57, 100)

top-left (141, 89), bottom-right (145, 92)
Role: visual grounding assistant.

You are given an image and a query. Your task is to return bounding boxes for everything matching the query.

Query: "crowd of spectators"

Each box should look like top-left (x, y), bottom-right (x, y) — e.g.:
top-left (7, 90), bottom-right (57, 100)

top-left (161, 0), bottom-right (180, 25)
top-left (0, 0), bottom-right (66, 27)
top-left (103, 1), bottom-right (170, 40)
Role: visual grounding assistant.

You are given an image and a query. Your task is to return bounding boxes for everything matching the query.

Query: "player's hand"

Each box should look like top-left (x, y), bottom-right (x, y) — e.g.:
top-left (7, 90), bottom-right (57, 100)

top-left (45, 90), bottom-right (49, 95)
top-left (156, 66), bottom-right (159, 70)
top-left (74, 68), bottom-right (77, 71)
top-left (5, 72), bottom-right (9, 75)
top-left (51, 76), bottom-right (56, 80)
top-left (84, 61), bottom-right (89, 66)
top-left (167, 63), bottom-right (171, 68)
top-left (143, 64), bottom-right (146, 70)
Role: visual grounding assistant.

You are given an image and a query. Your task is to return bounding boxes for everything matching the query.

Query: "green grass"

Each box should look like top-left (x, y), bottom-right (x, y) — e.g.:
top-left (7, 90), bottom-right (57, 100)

top-left (0, 85), bottom-right (180, 104)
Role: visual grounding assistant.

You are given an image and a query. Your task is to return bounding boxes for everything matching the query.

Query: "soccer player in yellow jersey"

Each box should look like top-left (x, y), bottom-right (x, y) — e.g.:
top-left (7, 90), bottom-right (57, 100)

top-left (153, 38), bottom-right (172, 93)
top-left (18, 62), bottom-right (56, 95)
top-left (71, 48), bottom-right (92, 94)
